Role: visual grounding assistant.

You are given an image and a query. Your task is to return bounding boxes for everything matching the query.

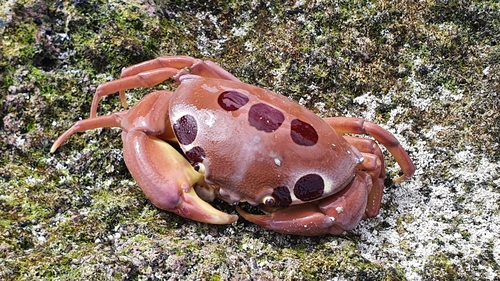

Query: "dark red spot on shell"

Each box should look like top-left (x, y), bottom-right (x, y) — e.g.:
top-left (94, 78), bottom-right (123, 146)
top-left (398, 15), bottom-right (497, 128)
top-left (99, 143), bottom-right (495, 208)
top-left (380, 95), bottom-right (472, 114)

top-left (218, 91), bottom-right (249, 111)
top-left (294, 174), bottom-right (324, 201)
top-left (248, 103), bottom-right (285, 133)
top-left (185, 146), bottom-right (206, 166)
top-left (173, 115), bottom-right (197, 145)
top-left (290, 119), bottom-right (319, 146)
top-left (269, 186), bottom-right (292, 207)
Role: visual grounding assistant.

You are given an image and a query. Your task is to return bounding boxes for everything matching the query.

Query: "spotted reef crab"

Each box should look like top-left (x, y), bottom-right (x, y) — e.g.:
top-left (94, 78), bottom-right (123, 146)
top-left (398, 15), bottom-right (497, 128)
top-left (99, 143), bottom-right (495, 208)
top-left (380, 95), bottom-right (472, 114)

top-left (51, 56), bottom-right (415, 236)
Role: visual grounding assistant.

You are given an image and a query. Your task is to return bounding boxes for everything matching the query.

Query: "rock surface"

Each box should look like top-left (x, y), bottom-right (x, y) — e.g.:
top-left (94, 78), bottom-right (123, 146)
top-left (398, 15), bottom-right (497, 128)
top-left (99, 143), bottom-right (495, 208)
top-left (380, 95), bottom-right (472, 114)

top-left (0, 0), bottom-right (498, 280)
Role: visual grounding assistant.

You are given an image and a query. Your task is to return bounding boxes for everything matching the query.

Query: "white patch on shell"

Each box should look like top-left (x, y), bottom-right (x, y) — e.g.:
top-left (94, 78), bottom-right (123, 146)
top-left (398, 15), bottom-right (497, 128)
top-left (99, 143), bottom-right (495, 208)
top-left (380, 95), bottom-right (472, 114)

top-left (203, 111), bottom-right (216, 127)
top-left (336, 206), bottom-right (344, 213)
top-left (171, 104), bottom-right (226, 144)
top-left (201, 83), bottom-right (220, 93)
top-left (269, 151), bottom-right (282, 167)
top-left (170, 103), bottom-right (198, 121)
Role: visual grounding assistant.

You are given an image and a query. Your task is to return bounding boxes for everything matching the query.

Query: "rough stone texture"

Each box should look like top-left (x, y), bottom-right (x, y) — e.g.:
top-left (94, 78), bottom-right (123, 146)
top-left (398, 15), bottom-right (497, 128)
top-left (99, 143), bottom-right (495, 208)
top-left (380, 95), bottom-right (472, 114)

top-left (0, 0), bottom-right (498, 280)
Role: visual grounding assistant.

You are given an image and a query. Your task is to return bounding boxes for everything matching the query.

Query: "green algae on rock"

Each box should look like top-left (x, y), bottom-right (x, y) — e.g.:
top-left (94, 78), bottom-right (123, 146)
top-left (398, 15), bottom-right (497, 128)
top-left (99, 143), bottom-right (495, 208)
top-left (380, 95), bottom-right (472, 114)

top-left (1, 0), bottom-right (499, 280)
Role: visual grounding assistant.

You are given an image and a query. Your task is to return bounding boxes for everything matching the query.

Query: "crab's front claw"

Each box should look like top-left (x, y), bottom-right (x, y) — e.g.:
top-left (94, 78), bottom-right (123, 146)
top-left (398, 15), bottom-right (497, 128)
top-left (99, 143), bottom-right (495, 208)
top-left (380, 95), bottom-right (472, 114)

top-left (236, 172), bottom-right (371, 236)
top-left (123, 130), bottom-right (238, 224)
top-left (237, 204), bottom-right (336, 236)
top-left (173, 184), bottom-right (238, 224)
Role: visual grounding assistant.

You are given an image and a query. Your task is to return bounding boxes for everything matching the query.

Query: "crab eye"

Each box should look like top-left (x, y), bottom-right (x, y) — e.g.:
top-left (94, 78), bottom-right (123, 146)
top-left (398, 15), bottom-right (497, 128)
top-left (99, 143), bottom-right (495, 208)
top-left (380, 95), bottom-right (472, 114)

top-left (263, 196), bottom-right (276, 206)
top-left (193, 163), bottom-right (206, 174)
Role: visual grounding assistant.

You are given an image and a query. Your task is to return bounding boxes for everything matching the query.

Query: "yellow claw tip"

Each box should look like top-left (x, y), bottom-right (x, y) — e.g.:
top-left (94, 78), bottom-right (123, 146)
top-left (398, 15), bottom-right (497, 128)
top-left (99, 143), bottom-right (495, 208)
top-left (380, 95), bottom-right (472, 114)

top-left (179, 187), bottom-right (239, 225)
top-left (393, 174), bottom-right (412, 184)
top-left (119, 90), bottom-right (128, 109)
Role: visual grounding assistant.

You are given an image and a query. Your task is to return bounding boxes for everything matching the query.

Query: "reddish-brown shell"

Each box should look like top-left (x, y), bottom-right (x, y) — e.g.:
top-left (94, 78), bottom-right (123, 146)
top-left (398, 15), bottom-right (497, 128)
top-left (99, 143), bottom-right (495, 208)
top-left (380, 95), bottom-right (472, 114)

top-left (169, 77), bottom-right (363, 206)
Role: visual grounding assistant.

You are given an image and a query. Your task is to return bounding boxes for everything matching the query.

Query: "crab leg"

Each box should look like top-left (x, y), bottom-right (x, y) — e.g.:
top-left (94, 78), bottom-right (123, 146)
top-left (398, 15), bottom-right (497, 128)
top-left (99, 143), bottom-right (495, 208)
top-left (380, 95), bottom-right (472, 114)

top-left (50, 111), bottom-right (127, 153)
top-left (344, 136), bottom-right (386, 179)
top-left (92, 67), bottom-right (180, 117)
top-left (91, 56), bottom-right (240, 118)
top-left (119, 56), bottom-right (198, 78)
top-left (357, 153), bottom-right (384, 218)
top-left (52, 90), bottom-right (237, 224)
top-left (325, 117), bottom-right (415, 218)
top-left (323, 117), bottom-right (416, 182)
top-left (343, 136), bottom-right (385, 217)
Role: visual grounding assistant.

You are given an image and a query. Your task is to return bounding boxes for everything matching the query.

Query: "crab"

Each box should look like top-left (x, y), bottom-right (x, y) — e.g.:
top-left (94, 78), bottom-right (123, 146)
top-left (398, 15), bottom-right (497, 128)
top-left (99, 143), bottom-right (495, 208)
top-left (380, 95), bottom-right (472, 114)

top-left (51, 56), bottom-right (415, 236)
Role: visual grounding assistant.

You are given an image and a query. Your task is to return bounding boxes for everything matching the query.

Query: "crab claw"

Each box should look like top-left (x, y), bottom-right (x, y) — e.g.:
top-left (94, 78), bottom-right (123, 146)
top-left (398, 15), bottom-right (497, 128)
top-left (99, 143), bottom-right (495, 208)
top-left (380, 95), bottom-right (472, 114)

top-left (123, 130), bottom-right (238, 224)
top-left (236, 172), bottom-right (371, 236)
top-left (173, 183), bottom-right (238, 224)
top-left (237, 204), bottom-right (337, 236)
